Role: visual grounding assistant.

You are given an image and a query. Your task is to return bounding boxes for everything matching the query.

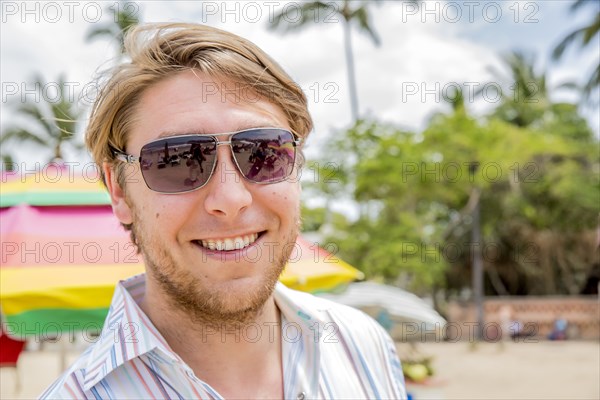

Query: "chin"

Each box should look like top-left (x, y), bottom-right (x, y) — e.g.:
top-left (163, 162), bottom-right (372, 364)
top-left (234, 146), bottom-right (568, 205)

top-left (147, 251), bottom-right (282, 326)
top-left (134, 215), bottom-right (297, 326)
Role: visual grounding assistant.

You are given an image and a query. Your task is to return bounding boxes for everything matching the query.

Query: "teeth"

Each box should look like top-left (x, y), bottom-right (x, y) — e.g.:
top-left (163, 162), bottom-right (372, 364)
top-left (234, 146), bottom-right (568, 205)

top-left (202, 240), bottom-right (217, 250)
top-left (199, 233), bottom-right (259, 251)
top-left (234, 237), bottom-right (245, 249)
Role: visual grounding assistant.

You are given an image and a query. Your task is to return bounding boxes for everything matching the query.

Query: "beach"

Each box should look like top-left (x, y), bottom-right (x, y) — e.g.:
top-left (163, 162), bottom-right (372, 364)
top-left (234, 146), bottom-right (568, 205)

top-left (407, 341), bottom-right (600, 400)
top-left (1, 340), bottom-right (598, 399)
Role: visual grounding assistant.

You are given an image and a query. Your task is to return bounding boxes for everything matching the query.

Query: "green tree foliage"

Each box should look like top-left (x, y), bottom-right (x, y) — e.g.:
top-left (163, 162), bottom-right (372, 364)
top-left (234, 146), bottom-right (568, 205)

top-left (0, 153), bottom-right (15, 171)
top-left (305, 94), bottom-right (599, 296)
top-left (486, 51), bottom-right (551, 128)
top-left (1, 75), bottom-right (83, 164)
top-left (2, 2), bottom-right (141, 168)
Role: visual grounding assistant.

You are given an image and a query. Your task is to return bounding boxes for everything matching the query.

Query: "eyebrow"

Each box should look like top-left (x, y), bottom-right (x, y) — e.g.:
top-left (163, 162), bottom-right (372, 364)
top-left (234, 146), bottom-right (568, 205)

top-left (156, 119), bottom-right (284, 139)
top-left (157, 130), bottom-right (207, 138)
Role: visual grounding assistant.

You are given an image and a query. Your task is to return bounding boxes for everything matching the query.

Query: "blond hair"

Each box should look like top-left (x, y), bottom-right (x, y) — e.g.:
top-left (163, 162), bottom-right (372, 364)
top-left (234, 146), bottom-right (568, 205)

top-left (86, 23), bottom-right (312, 185)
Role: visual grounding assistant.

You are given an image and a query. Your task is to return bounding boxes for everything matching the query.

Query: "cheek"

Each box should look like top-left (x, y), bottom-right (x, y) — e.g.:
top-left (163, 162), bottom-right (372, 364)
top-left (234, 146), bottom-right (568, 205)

top-left (130, 193), bottom-right (191, 235)
top-left (268, 183), bottom-right (301, 218)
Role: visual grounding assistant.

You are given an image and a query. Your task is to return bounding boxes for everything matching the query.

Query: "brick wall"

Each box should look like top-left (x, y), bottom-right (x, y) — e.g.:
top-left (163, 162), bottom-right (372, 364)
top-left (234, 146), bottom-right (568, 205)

top-left (447, 296), bottom-right (599, 340)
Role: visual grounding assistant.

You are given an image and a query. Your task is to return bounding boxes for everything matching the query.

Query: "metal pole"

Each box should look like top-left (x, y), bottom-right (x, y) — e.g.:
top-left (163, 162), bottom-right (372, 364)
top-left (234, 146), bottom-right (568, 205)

top-left (342, 17), bottom-right (359, 122)
top-left (469, 162), bottom-right (484, 341)
top-left (471, 187), bottom-right (484, 341)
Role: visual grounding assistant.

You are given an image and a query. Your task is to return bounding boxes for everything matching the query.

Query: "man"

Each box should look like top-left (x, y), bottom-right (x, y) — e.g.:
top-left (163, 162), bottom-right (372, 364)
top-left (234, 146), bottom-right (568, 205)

top-left (41, 23), bottom-right (406, 399)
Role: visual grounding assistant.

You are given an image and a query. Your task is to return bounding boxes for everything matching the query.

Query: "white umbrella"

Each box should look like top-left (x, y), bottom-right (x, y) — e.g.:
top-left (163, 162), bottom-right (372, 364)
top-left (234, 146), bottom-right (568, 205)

top-left (317, 282), bottom-right (446, 341)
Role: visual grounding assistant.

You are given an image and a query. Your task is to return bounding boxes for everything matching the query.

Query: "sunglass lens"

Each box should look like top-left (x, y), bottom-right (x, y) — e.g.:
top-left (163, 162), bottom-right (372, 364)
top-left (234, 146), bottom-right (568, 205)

top-left (139, 136), bottom-right (217, 193)
top-left (231, 129), bottom-right (296, 183)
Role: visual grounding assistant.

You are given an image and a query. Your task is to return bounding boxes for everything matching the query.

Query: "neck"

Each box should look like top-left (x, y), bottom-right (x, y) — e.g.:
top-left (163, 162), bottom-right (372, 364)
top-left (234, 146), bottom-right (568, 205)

top-left (139, 278), bottom-right (284, 398)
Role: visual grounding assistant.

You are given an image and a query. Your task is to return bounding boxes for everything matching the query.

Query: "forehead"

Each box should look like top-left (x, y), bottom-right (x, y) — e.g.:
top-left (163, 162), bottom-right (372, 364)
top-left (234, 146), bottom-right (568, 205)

top-left (127, 70), bottom-right (290, 149)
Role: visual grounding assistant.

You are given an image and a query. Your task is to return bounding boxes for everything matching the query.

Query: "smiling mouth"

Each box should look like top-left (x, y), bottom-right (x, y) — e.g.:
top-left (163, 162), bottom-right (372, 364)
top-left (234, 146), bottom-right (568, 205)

top-left (194, 232), bottom-right (264, 251)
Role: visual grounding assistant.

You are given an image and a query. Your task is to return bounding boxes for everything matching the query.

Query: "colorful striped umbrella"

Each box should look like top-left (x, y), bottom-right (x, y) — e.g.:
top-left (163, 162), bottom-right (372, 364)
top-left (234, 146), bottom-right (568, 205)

top-left (0, 166), bottom-right (363, 337)
top-left (0, 167), bottom-right (110, 207)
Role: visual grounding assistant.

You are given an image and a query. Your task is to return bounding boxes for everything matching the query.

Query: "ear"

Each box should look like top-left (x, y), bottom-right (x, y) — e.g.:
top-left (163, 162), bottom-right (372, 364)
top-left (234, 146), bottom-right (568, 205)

top-left (103, 162), bottom-right (134, 225)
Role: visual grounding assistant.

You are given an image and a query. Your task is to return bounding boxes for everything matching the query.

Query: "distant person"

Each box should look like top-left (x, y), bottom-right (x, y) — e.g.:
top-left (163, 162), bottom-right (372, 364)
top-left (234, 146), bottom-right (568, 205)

top-left (499, 305), bottom-right (534, 341)
top-left (548, 317), bottom-right (568, 340)
top-left (499, 305), bottom-right (513, 341)
top-left (509, 319), bottom-right (536, 341)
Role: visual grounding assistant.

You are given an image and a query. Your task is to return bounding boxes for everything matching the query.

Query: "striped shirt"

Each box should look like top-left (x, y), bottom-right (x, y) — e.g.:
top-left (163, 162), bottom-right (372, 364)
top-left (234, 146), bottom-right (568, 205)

top-left (40, 274), bottom-right (407, 399)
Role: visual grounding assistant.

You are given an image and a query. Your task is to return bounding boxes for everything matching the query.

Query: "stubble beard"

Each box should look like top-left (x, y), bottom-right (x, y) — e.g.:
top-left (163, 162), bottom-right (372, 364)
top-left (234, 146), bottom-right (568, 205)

top-left (130, 208), bottom-right (299, 330)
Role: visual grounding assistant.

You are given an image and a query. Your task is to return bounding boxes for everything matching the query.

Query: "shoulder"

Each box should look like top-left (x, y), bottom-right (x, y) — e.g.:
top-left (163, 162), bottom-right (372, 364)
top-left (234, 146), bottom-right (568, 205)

top-left (278, 285), bottom-right (407, 397)
top-left (281, 284), bottom-right (392, 341)
top-left (312, 292), bottom-right (398, 357)
top-left (38, 347), bottom-right (93, 399)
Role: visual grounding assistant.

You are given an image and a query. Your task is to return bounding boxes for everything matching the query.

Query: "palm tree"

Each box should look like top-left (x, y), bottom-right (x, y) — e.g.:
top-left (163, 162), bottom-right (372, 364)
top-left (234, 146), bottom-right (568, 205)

top-left (1, 153), bottom-right (15, 171)
top-left (486, 51), bottom-right (589, 138)
top-left (0, 75), bottom-right (83, 162)
top-left (485, 51), bottom-right (551, 128)
top-left (269, 1), bottom-right (392, 122)
top-left (86, 0), bottom-right (141, 55)
top-left (552, 0), bottom-right (600, 103)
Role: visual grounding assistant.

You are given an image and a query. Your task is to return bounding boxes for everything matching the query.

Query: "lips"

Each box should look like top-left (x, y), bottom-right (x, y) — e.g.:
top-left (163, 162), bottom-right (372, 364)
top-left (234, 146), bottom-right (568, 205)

top-left (196, 232), bottom-right (261, 251)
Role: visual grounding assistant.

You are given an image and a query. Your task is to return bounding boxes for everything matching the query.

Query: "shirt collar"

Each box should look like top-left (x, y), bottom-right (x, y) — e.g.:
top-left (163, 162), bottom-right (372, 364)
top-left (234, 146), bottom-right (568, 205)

top-left (273, 282), bottom-right (331, 399)
top-left (273, 282), bottom-right (330, 334)
top-left (82, 274), bottom-right (176, 391)
top-left (81, 276), bottom-right (331, 393)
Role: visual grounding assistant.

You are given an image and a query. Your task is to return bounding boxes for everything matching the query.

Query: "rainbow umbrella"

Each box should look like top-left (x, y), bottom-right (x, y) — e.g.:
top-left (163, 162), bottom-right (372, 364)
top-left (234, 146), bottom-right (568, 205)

top-left (0, 167), bottom-right (110, 207)
top-left (0, 166), bottom-right (363, 337)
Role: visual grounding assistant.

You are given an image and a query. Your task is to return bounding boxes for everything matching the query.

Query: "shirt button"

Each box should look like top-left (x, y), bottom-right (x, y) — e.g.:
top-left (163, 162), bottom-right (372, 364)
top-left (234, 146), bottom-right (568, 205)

top-left (297, 392), bottom-right (306, 400)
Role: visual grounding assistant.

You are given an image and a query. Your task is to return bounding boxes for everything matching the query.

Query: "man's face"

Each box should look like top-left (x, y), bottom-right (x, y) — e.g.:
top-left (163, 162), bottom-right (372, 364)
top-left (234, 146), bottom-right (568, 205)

top-left (105, 70), bottom-right (301, 325)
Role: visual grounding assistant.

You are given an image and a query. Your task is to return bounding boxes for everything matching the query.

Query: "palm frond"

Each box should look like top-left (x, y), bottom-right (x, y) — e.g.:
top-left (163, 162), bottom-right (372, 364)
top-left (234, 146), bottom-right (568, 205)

top-left (571, 0), bottom-right (594, 12)
top-left (583, 64), bottom-right (600, 101)
top-left (3, 73), bottom-right (86, 163)
top-left (555, 81), bottom-right (580, 91)
top-left (552, 27), bottom-right (587, 60)
top-left (85, 26), bottom-right (118, 42)
top-left (1, 153), bottom-right (16, 171)
top-left (51, 97), bottom-right (82, 140)
top-left (582, 13), bottom-right (600, 45)
top-left (17, 103), bottom-right (54, 136)
top-left (53, 113), bottom-right (77, 140)
top-left (269, 1), bottom-right (335, 32)
top-left (0, 128), bottom-right (49, 147)
top-left (349, 6), bottom-right (381, 46)
top-left (114, 7), bottom-right (140, 32)
top-left (72, 142), bottom-right (86, 151)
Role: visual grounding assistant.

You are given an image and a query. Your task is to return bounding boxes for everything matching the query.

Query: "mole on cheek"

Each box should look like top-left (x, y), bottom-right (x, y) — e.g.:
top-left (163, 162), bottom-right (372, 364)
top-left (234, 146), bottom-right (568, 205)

top-left (155, 213), bottom-right (160, 219)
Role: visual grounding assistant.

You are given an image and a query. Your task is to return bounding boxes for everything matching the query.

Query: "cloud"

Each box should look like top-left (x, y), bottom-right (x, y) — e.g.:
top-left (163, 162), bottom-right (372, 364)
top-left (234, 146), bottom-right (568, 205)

top-left (1, 1), bottom-right (596, 166)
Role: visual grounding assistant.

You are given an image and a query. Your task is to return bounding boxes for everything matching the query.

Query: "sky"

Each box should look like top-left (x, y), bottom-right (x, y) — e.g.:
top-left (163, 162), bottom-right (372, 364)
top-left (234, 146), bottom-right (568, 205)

top-left (1, 0), bottom-right (599, 168)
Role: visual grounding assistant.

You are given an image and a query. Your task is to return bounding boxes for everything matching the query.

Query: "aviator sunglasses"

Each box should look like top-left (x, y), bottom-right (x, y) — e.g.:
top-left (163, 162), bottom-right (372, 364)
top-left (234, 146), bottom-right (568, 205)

top-left (112, 128), bottom-right (303, 194)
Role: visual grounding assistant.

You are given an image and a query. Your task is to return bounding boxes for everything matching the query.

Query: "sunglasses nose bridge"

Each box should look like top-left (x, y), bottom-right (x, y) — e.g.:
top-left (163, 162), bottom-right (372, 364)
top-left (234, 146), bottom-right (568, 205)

top-left (215, 140), bottom-right (235, 160)
top-left (212, 143), bottom-right (245, 183)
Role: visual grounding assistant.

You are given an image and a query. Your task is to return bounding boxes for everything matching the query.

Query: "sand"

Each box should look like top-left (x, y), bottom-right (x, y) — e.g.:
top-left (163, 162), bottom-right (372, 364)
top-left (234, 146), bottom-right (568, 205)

top-left (1, 340), bottom-right (598, 399)
top-left (405, 341), bottom-right (600, 400)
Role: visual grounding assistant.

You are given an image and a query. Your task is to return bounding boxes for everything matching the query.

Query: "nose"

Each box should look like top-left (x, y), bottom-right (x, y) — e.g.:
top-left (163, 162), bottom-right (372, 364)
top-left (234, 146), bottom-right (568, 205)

top-left (203, 146), bottom-right (252, 218)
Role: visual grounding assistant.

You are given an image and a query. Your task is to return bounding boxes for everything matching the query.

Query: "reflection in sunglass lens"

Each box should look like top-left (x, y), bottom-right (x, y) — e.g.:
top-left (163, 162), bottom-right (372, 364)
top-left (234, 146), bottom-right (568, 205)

top-left (139, 136), bottom-right (217, 193)
top-left (232, 129), bottom-right (296, 183)
top-left (135, 129), bottom-right (298, 193)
